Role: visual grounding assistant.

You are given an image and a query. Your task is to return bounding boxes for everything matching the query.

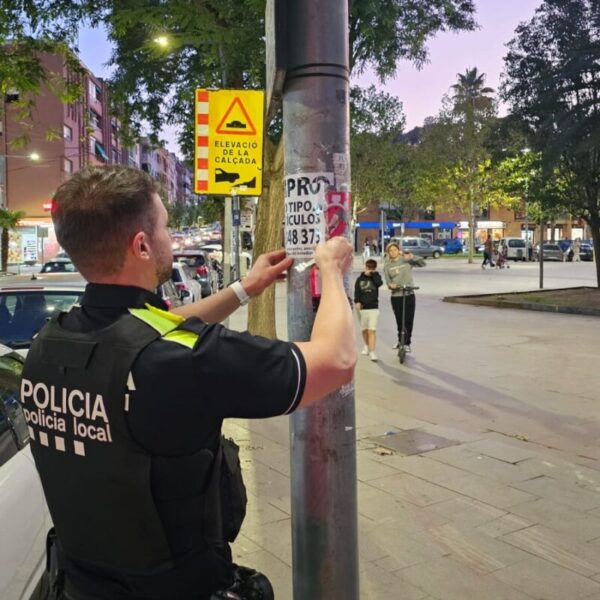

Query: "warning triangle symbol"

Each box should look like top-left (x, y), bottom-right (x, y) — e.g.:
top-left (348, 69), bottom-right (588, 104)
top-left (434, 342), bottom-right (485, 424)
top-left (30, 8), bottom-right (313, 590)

top-left (216, 97), bottom-right (257, 135)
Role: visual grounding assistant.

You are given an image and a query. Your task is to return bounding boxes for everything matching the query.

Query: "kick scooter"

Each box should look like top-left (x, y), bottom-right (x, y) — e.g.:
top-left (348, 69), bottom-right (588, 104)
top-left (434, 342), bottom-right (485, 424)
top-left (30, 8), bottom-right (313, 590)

top-left (398, 285), bottom-right (419, 364)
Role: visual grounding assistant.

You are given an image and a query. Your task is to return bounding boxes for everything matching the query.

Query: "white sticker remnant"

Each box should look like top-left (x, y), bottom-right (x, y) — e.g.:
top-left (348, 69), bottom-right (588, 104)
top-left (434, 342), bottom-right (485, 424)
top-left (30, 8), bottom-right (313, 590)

top-left (333, 153), bottom-right (348, 180)
top-left (284, 172), bottom-right (334, 258)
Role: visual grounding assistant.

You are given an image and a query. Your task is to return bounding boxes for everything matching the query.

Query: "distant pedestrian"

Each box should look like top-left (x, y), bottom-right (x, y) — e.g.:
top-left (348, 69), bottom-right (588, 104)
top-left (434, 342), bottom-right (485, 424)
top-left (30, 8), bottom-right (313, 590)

top-left (354, 259), bottom-right (383, 361)
top-left (371, 239), bottom-right (379, 256)
top-left (559, 237), bottom-right (571, 262)
top-left (363, 238), bottom-right (371, 259)
top-left (384, 243), bottom-right (425, 352)
top-left (482, 237), bottom-right (495, 269)
top-left (572, 238), bottom-right (581, 262)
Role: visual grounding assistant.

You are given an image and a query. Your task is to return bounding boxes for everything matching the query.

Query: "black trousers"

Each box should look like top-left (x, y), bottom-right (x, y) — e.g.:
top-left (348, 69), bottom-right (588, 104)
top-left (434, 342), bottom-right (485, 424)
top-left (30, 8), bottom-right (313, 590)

top-left (482, 251), bottom-right (494, 267)
top-left (391, 294), bottom-right (416, 345)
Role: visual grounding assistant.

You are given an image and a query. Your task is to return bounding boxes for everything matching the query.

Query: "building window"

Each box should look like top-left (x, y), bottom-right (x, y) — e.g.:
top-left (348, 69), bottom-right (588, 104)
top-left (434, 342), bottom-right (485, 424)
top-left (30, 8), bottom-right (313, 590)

top-left (88, 80), bottom-right (102, 102)
top-left (89, 109), bottom-right (102, 130)
top-left (89, 135), bottom-right (96, 154)
top-left (63, 158), bottom-right (73, 173)
top-left (112, 148), bottom-right (119, 163)
top-left (63, 124), bottom-right (72, 141)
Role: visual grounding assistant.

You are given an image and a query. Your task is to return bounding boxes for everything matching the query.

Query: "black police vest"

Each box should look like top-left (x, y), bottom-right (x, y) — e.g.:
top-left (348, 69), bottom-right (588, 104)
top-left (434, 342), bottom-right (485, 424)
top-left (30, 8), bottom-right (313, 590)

top-left (21, 307), bottom-right (244, 573)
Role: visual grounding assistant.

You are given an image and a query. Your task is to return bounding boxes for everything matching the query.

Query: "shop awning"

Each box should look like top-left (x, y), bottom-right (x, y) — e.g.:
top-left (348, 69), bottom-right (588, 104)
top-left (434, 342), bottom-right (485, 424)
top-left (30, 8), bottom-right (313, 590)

top-left (95, 141), bottom-right (109, 161)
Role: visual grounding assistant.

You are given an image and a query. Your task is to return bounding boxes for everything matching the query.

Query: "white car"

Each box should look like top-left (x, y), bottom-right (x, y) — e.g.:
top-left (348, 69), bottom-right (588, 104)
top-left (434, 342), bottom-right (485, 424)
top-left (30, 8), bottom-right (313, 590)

top-left (0, 345), bottom-right (52, 600)
top-left (198, 244), bottom-right (252, 276)
top-left (0, 281), bottom-right (85, 351)
top-left (172, 263), bottom-right (202, 304)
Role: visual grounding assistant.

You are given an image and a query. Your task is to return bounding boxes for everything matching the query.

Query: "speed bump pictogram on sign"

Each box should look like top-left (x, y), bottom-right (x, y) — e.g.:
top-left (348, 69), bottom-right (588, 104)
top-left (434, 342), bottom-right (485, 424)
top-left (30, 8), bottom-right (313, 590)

top-left (194, 89), bottom-right (264, 196)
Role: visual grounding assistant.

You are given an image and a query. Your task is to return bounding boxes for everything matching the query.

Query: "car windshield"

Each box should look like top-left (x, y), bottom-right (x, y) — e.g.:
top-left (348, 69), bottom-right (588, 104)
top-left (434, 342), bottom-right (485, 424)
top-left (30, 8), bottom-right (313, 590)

top-left (41, 261), bottom-right (77, 273)
top-left (508, 240), bottom-right (526, 247)
top-left (0, 291), bottom-right (82, 348)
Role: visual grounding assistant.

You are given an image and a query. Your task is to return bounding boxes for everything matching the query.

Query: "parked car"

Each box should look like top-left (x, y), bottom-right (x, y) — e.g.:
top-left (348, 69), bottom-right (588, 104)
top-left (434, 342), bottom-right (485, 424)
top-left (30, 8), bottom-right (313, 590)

top-left (390, 237), bottom-right (444, 259)
top-left (171, 262), bottom-right (202, 304)
top-left (533, 243), bottom-right (563, 261)
top-left (173, 251), bottom-right (214, 298)
top-left (157, 279), bottom-right (184, 310)
top-left (438, 239), bottom-right (464, 254)
top-left (40, 258), bottom-right (77, 273)
top-left (0, 283), bottom-right (84, 350)
top-left (499, 237), bottom-right (532, 261)
top-left (198, 244), bottom-right (253, 276)
top-left (580, 240), bottom-right (594, 261)
top-left (0, 344), bottom-right (52, 600)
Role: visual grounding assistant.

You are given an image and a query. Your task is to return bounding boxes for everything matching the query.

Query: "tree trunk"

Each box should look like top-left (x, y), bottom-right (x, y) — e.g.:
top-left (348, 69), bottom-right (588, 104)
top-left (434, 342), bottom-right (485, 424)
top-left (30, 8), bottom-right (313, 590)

top-left (589, 211), bottom-right (600, 287)
top-left (247, 138), bottom-right (285, 338)
top-left (468, 199), bottom-right (475, 264)
top-left (1, 228), bottom-right (7, 272)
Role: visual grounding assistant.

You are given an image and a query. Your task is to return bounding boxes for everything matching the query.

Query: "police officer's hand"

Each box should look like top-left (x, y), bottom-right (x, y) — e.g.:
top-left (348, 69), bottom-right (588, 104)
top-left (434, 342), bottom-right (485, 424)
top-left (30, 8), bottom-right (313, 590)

top-left (315, 238), bottom-right (353, 274)
top-left (243, 249), bottom-right (293, 296)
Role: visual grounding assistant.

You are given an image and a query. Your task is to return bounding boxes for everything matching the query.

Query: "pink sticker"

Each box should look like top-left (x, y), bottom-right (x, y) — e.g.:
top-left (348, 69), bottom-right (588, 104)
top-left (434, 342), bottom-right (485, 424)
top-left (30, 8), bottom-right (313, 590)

top-left (325, 191), bottom-right (351, 239)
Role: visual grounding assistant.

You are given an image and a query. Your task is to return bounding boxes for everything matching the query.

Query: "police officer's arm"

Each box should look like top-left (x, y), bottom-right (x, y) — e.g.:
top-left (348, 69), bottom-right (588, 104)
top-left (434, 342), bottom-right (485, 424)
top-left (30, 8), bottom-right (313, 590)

top-left (172, 250), bottom-right (293, 323)
top-left (295, 238), bottom-right (356, 407)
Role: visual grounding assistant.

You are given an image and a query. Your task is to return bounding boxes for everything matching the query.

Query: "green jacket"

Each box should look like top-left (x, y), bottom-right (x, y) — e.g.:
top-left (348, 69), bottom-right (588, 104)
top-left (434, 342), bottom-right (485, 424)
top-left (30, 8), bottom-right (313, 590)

top-left (383, 256), bottom-right (425, 297)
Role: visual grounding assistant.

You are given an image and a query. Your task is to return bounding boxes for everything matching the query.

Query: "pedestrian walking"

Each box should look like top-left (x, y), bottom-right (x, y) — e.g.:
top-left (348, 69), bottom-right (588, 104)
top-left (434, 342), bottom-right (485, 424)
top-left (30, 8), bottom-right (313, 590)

top-left (383, 242), bottom-right (425, 352)
top-left (21, 165), bottom-right (356, 600)
top-left (354, 258), bottom-right (383, 361)
top-left (363, 237), bottom-right (371, 259)
top-left (482, 236), bottom-right (495, 268)
top-left (572, 238), bottom-right (581, 262)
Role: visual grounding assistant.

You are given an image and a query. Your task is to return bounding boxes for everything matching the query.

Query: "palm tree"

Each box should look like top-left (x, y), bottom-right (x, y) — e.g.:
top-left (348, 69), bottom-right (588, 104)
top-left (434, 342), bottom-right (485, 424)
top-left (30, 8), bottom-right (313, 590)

top-left (451, 68), bottom-right (495, 264)
top-left (451, 67), bottom-right (495, 119)
top-left (0, 208), bottom-right (26, 272)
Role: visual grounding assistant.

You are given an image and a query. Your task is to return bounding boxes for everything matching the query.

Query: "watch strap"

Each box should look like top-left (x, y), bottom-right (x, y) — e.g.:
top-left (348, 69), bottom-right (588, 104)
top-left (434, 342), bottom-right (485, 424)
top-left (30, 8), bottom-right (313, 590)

top-left (230, 280), bottom-right (250, 305)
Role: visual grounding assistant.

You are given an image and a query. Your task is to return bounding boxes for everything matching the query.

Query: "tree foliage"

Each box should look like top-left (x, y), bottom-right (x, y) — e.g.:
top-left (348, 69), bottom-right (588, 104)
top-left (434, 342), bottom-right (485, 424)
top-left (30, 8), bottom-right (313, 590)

top-left (501, 0), bottom-right (600, 284)
top-left (350, 85), bottom-right (408, 215)
top-left (350, 0), bottom-right (477, 78)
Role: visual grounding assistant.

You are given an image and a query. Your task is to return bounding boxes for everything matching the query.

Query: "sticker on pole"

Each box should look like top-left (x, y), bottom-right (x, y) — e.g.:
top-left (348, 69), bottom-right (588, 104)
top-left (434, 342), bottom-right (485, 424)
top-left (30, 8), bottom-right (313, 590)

top-left (284, 173), bottom-right (334, 258)
top-left (325, 191), bottom-right (351, 239)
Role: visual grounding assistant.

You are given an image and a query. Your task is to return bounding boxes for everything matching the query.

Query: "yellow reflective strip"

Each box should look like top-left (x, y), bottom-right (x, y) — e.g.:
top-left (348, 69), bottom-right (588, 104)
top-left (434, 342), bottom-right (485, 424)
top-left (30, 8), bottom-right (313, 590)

top-left (129, 308), bottom-right (178, 335)
top-left (144, 303), bottom-right (185, 325)
top-left (163, 329), bottom-right (198, 349)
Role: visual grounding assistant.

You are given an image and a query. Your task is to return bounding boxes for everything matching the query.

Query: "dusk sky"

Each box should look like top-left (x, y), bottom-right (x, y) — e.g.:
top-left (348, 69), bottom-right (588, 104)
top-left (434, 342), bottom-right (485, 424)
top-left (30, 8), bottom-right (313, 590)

top-left (78, 0), bottom-right (543, 155)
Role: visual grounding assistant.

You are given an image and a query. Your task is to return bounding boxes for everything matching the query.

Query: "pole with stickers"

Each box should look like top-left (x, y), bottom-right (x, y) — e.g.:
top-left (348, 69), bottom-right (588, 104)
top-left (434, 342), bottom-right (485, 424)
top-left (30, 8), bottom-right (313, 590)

top-left (281, 1), bottom-right (359, 598)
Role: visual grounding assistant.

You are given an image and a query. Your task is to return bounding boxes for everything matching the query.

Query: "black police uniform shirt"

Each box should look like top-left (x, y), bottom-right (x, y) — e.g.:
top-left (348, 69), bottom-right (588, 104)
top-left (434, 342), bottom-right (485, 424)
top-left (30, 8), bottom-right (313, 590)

top-left (53, 283), bottom-right (307, 599)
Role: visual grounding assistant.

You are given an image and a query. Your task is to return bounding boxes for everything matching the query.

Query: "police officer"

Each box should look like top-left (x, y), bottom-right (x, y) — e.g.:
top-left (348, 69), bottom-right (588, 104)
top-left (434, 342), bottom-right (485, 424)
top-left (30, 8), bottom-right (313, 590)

top-left (21, 166), bottom-right (356, 600)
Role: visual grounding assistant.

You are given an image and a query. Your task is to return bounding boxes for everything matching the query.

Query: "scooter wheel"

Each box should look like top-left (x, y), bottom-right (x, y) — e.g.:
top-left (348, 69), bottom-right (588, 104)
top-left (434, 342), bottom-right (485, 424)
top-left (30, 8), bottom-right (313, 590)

top-left (398, 348), bottom-right (406, 364)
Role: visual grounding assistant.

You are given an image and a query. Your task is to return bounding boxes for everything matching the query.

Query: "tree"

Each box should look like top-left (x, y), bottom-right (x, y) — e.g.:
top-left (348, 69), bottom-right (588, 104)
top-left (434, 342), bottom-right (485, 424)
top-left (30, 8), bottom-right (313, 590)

top-left (405, 71), bottom-right (521, 252)
top-left (448, 67), bottom-right (496, 261)
top-left (350, 85), bottom-right (408, 217)
top-left (501, 0), bottom-right (600, 285)
top-left (0, 208), bottom-right (25, 272)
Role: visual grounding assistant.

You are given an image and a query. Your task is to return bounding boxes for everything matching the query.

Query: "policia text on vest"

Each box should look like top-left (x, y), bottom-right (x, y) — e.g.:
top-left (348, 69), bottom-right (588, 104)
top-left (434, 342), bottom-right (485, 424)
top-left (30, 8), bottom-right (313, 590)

top-left (21, 379), bottom-right (112, 449)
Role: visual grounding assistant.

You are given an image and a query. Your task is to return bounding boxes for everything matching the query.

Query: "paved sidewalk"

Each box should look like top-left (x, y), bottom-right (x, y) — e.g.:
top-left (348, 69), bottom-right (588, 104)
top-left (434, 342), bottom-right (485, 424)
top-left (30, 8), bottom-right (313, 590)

top-left (226, 258), bottom-right (600, 599)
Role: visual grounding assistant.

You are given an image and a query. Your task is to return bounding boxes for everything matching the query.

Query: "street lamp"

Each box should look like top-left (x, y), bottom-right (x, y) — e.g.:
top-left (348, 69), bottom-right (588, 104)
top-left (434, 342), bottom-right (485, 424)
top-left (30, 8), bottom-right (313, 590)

top-left (153, 35), bottom-right (169, 48)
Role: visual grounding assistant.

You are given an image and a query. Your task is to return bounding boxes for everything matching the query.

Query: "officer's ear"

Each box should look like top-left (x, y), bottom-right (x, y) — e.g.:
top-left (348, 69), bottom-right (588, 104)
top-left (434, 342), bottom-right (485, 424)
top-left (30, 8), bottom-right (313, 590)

top-left (132, 231), bottom-right (151, 261)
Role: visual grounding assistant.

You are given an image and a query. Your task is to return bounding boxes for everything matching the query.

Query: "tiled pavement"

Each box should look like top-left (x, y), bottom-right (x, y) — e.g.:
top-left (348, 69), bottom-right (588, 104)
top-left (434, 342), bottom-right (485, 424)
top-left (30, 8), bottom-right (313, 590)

top-left (225, 259), bottom-right (600, 599)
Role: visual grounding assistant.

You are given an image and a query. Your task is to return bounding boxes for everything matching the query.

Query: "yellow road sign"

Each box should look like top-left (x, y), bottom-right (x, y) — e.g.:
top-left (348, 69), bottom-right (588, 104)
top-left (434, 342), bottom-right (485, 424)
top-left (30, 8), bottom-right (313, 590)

top-left (194, 89), bottom-right (264, 196)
